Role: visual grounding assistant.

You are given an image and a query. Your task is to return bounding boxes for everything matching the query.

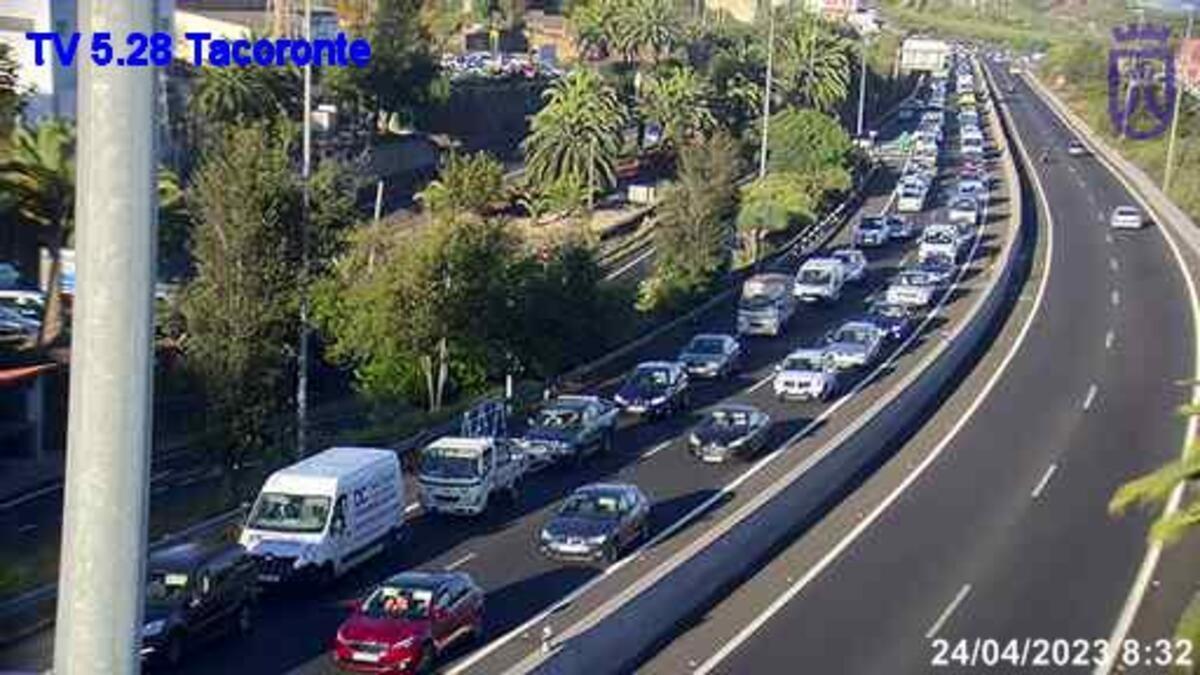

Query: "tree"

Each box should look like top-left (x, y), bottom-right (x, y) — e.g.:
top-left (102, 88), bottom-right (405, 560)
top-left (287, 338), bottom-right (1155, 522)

top-left (314, 213), bottom-right (521, 411)
top-left (523, 69), bottom-right (627, 199)
top-left (774, 11), bottom-right (853, 113)
top-left (767, 108), bottom-right (854, 179)
top-left (189, 64), bottom-right (301, 133)
top-left (570, 0), bottom-right (620, 60)
top-left (0, 43), bottom-right (25, 138)
top-left (416, 151), bottom-right (506, 218)
top-left (737, 172), bottom-right (817, 262)
top-left (157, 167), bottom-right (193, 282)
top-left (638, 65), bottom-right (716, 150)
top-left (612, 0), bottom-right (682, 65)
top-left (354, 0), bottom-right (442, 128)
top-left (0, 120), bottom-right (75, 347)
top-left (180, 124), bottom-right (356, 464)
top-left (639, 132), bottom-right (740, 312)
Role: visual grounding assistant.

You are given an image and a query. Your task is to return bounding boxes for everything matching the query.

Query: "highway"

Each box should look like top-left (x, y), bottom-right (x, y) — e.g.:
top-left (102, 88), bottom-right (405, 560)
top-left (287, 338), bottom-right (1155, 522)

top-left (0, 80), bottom-right (1007, 675)
top-left (641, 57), bottom-right (1198, 675)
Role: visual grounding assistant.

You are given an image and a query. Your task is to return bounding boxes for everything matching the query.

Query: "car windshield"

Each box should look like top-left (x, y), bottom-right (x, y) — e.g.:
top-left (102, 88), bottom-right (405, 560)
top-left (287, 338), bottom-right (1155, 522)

top-left (799, 268), bottom-right (832, 284)
top-left (899, 272), bottom-right (931, 286)
top-left (833, 252), bottom-right (858, 265)
top-left (536, 407), bottom-right (582, 429)
top-left (247, 492), bottom-right (331, 533)
top-left (783, 354), bottom-right (823, 371)
top-left (709, 410), bottom-right (752, 428)
top-left (687, 338), bottom-right (726, 355)
top-left (145, 571), bottom-right (191, 607)
top-left (1115, 207), bottom-right (1137, 217)
top-left (419, 446), bottom-right (482, 480)
top-left (360, 585), bottom-right (434, 621)
top-left (860, 219), bottom-right (884, 231)
top-left (834, 327), bottom-right (873, 344)
top-left (954, 200), bottom-right (975, 211)
top-left (630, 367), bottom-right (671, 390)
top-left (560, 492), bottom-right (623, 519)
top-left (926, 232), bottom-right (955, 245)
top-left (872, 304), bottom-right (906, 318)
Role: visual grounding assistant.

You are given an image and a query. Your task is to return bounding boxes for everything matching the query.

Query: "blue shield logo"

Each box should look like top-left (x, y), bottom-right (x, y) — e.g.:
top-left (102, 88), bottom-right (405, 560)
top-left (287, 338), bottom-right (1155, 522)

top-left (1108, 22), bottom-right (1177, 140)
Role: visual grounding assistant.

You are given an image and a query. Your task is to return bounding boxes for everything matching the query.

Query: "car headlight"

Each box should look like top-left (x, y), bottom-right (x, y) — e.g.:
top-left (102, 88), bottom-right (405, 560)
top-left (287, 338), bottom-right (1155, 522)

top-left (540, 529), bottom-right (554, 543)
top-left (586, 535), bottom-right (609, 545)
top-left (689, 433), bottom-right (700, 446)
top-left (649, 396), bottom-right (668, 406)
top-left (143, 619), bottom-right (166, 637)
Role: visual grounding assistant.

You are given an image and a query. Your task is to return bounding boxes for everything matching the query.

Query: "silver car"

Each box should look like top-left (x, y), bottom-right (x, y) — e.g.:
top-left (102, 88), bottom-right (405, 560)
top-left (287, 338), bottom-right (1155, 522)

top-left (677, 333), bottom-right (742, 379)
top-left (824, 321), bottom-right (885, 370)
top-left (1110, 206), bottom-right (1144, 230)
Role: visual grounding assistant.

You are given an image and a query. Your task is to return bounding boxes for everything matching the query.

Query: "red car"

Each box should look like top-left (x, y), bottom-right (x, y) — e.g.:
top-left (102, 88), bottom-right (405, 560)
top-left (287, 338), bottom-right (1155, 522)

top-left (332, 571), bottom-right (484, 673)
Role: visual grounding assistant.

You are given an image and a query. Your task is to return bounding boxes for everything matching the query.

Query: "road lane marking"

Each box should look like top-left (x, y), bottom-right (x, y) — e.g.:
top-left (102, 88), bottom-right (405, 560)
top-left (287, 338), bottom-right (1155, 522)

top-left (1110, 258), bottom-right (1119, 272)
top-left (925, 584), bottom-right (973, 639)
top-left (1083, 384), bottom-right (1098, 410)
top-left (1105, 233), bottom-right (1114, 244)
top-left (641, 440), bottom-right (673, 460)
top-left (1031, 463), bottom-right (1058, 499)
top-left (604, 246), bottom-right (657, 281)
top-left (445, 552), bottom-right (476, 570)
top-left (0, 483), bottom-right (61, 511)
top-left (1097, 212), bottom-right (1106, 224)
top-left (689, 77), bottom-right (1047, 675)
top-left (748, 373), bottom-right (774, 393)
top-left (1105, 330), bottom-right (1115, 350)
top-left (1111, 290), bottom-right (1120, 307)
top-left (18, 523), bottom-right (37, 534)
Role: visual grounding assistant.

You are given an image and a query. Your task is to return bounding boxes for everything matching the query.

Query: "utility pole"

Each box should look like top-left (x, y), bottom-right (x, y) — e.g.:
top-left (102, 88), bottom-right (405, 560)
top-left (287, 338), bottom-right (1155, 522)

top-left (297, 0), bottom-right (313, 459)
top-left (53, 0), bottom-right (156, 672)
top-left (759, 5), bottom-right (776, 179)
top-left (857, 33), bottom-right (869, 138)
top-left (1164, 4), bottom-right (1195, 194)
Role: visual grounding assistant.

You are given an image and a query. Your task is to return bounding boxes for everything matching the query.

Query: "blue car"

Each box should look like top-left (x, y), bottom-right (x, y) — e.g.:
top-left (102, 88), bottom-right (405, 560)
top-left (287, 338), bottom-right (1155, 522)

top-left (614, 361), bottom-right (691, 418)
top-left (863, 301), bottom-right (918, 343)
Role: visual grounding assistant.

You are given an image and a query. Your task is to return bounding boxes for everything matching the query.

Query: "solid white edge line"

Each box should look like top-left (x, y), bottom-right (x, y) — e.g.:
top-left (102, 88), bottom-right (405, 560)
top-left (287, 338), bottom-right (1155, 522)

top-left (1111, 289), bottom-right (1120, 306)
top-left (1083, 384), bottom-right (1099, 411)
top-left (641, 440), bottom-right (673, 460)
top-left (1031, 463), bottom-right (1059, 500)
top-left (445, 552), bottom-right (477, 571)
top-left (691, 64), bottom-right (1043, 675)
top-left (445, 120), bottom-right (950, 675)
top-left (604, 245), bottom-right (657, 281)
top-left (924, 584), bottom-right (973, 639)
top-left (1106, 330), bottom-right (1115, 350)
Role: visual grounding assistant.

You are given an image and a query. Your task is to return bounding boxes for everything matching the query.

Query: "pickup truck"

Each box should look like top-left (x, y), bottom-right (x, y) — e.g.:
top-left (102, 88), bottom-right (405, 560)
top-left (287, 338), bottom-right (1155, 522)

top-left (516, 395), bottom-right (619, 467)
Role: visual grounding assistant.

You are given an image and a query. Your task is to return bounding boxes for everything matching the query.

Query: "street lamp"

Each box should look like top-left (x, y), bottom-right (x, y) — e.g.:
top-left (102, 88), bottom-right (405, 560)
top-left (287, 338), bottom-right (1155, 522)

top-left (758, 4), bottom-right (776, 179)
top-left (857, 31), bottom-right (871, 138)
top-left (297, 0), bottom-right (314, 459)
top-left (1164, 3), bottom-right (1195, 194)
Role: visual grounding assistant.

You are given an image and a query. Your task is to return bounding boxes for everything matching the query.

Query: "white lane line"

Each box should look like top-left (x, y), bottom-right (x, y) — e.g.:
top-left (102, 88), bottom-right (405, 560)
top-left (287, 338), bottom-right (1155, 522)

top-left (405, 502), bottom-right (420, 515)
top-left (1105, 330), bottom-right (1115, 350)
top-left (1106, 233), bottom-right (1114, 244)
top-left (641, 440), bottom-right (673, 460)
top-left (693, 88), bottom-right (1041, 675)
top-left (748, 372), bottom-right (774, 393)
top-left (1097, 212), bottom-right (1106, 224)
top-left (1031, 463), bottom-right (1058, 499)
top-left (1111, 290), bottom-right (1120, 307)
top-left (925, 584), bottom-right (973, 639)
top-left (1110, 257), bottom-right (1119, 273)
top-left (445, 552), bottom-right (476, 571)
top-left (0, 483), bottom-right (61, 511)
top-left (1083, 384), bottom-right (1098, 410)
top-left (604, 246), bottom-right (657, 281)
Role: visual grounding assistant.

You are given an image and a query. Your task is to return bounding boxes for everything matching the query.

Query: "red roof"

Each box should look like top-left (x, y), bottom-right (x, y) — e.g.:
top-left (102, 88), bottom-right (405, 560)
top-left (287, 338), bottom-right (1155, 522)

top-left (0, 364), bottom-right (57, 387)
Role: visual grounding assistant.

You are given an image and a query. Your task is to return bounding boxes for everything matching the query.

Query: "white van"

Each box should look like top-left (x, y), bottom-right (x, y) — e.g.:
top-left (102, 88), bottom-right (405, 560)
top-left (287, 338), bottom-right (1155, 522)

top-left (239, 447), bottom-right (404, 586)
top-left (794, 258), bottom-right (846, 303)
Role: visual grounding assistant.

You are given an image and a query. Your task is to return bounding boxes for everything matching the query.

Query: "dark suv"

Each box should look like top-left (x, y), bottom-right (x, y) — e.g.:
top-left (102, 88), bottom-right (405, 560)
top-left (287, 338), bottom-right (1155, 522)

top-left (140, 541), bottom-right (259, 668)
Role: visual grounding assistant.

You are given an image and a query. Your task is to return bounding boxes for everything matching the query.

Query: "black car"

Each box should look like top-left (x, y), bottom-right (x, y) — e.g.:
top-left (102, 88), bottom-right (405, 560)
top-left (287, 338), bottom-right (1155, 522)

top-left (688, 404), bottom-right (772, 463)
top-left (538, 483), bottom-right (651, 564)
top-left (140, 541), bottom-right (258, 668)
top-left (614, 361), bottom-right (691, 418)
top-left (864, 301), bottom-right (919, 343)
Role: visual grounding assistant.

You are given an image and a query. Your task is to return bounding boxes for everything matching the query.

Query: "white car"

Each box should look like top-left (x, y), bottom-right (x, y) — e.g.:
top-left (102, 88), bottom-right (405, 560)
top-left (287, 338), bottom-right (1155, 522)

top-left (855, 217), bottom-right (891, 247)
top-left (961, 136), bottom-right (985, 157)
top-left (886, 269), bottom-right (939, 308)
top-left (824, 321), bottom-right (885, 370)
top-left (948, 197), bottom-right (979, 226)
top-left (794, 258), bottom-right (846, 303)
top-left (1110, 206), bottom-right (1144, 230)
top-left (920, 224), bottom-right (965, 261)
top-left (773, 348), bottom-right (840, 401)
top-left (830, 248), bottom-right (868, 283)
top-left (896, 185), bottom-right (928, 213)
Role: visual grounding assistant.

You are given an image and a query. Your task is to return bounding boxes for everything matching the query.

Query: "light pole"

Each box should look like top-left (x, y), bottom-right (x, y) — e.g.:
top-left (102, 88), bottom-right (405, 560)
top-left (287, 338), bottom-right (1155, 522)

top-left (53, 0), bottom-right (156, 671)
top-left (297, 0), bottom-right (313, 459)
top-left (758, 4), bottom-right (776, 179)
top-left (1164, 4), bottom-right (1195, 194)
top-left (856, 32), bottom-right (870, 138)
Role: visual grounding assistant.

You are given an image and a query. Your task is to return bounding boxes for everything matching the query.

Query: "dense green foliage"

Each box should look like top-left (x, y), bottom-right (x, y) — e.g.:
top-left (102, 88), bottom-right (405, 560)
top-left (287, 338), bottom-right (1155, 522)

top-left (0, 44), bottom-right (24, 138)
top-left (773, 10), bottom-right (855, 113)
top-left (417, 151), bottom-right (507, 218)
top-left (638, 65), bottom-right (717, 150)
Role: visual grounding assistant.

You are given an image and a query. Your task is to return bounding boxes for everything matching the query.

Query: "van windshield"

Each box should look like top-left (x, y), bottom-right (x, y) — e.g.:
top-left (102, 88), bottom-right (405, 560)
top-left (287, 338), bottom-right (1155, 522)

top-left (799, 269), bottom-right (832, 285)
top-left (420, 447), bottom-right (481, 480)
top-left (247, 493), bottom-right (331, 533)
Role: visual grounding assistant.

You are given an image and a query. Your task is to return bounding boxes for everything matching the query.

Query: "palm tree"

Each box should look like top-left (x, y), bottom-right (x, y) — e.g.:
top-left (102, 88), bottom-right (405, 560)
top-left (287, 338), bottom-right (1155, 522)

top-left (0, 120), bottom-right (75, 347)
top-left (1110, 403), bottom-right (1200, 545)
top-left (612, 0), bottom-right (681, 65)
top-left (569, 0), bottom-right (620, 60)
top-left (774, 11), bottom-right (854, 113)
top-left (189, 62), bottom-right (301, 131)
top-left (638, 65), bottom-right (717, 150)
top-left (523, 69), bottom-right (628, 200)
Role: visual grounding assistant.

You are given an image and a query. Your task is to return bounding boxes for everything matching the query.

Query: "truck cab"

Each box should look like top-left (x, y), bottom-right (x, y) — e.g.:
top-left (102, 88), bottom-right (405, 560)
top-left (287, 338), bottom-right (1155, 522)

top-left (417, 437), bottom-right (527, 516)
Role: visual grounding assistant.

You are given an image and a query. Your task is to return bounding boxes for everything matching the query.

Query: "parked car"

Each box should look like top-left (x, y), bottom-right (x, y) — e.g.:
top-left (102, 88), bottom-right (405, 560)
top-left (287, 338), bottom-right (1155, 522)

top-left (688, 404), bottom-right (772, 463)
top-left (677, 333), bottom-right (742, 379)
top-left (614, 361), bottom-right (691, 418)
top-left (517, 396), bottom-right (619, 467)
top-left (886, 269), bottom-right (939, 308)
top-left (824, 321), bottom-right (885, 370)
top-left (538, 483), bottom-right (651, 563)
top-left (331, 571), bottom-right (484, 673)
top-left (854, 216), bottom-right (891, 247)
top-left (773, 348), bottom-right (840, 401)
top-left (830, 248), bottom-right (868, 283)
top-left (1110, 205), bottom-right (1145, 230)
top-left (140, 542), bottom-right (258, 668)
